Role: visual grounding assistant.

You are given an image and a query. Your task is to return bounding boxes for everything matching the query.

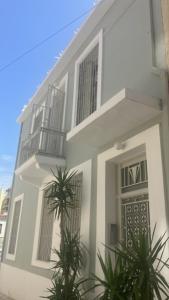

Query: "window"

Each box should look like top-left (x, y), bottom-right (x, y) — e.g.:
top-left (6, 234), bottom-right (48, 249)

top-left (49, 86), bottom-right (65, 131)
top-left (119, 157), bottom-right (150, 248)
top-left (64, 173), bottom-right (83, 235)
top-left (72, 30), bottom-right (103, 127)
top-left (37, 191), bottom-right (54, 262)
top-left (76, 46), bottom-right (98, 125)
top-left (121, 160), bottom-right (148, 193)
top-left (7, 195), bottom-right (23, 260)
top-left (31, 104), bottom-right (45, 134)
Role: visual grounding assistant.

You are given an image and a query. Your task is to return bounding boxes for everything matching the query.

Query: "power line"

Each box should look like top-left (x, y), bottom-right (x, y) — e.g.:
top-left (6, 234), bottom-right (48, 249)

top-left (0, 7), bottom-right (94, 73)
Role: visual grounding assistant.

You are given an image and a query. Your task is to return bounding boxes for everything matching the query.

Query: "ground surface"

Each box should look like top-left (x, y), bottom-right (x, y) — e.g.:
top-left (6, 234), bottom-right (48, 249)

top-left (0, 294), bottom-right (13, 300)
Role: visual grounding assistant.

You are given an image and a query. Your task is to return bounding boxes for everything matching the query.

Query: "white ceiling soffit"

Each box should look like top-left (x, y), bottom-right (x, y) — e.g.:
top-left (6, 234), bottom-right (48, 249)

top-left (66, 88), bottom-right (162, 147)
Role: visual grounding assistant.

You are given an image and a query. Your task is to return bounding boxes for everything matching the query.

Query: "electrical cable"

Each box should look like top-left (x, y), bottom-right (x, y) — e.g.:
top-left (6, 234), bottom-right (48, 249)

top-left (0, 6), bottom-right (94, 73)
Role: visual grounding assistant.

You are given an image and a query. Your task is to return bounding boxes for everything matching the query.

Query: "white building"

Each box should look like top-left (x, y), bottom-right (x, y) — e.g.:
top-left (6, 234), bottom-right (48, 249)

top-left (1, 0), bottom-right (169, 299)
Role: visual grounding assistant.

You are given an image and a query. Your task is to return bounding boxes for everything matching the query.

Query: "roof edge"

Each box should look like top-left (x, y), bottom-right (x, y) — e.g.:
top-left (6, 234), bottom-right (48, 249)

top-left (17, 0), bottom-right (116, 123)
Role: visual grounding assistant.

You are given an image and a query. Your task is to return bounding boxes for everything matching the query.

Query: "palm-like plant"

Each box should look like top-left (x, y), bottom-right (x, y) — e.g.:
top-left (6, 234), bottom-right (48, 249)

top-left (44, 230), bottom-right (86, 300)
top-left (92, 227), bottom-right (169, 300)
top-left (110, 227), bottom-right (169, 299)
top-left (92, 252), bottom-right (132, 299)
top-left (52, 229), bottom-right (86, 277)
top-left (45, 166), bottom-right (77, 249)
top-left (44, 274), bottom-right (86, 300)
top-left (43, 167), bottom-right (87, 300)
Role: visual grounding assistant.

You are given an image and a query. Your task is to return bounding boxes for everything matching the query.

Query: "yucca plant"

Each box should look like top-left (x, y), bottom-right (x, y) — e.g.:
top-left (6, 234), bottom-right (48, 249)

top-left (91, 252), bottom-right (132, 299)
top-left (110, 227), bottom-right (169, 299)
top-left (44, 230), bottom-right (87, 300)
top-left (44, 273), bottom-right (86, 300)
top-left (43, 167), bottom-right (87, 300)
top-left (45, 166), bottom-right (78, 250)
top-left (52, 229), bottom-right (86, 277)
top-left (92, 227), bottom-right (169, 299)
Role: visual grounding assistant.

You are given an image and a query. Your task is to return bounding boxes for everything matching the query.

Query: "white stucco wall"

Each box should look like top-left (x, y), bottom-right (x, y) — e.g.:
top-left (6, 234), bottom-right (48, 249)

top-left (96, 125), bottom-right (169, 276)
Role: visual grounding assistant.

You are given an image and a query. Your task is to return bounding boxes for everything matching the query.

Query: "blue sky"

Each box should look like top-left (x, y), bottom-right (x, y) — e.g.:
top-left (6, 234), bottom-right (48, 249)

top-left (0, 0), bottom-right (96, 189)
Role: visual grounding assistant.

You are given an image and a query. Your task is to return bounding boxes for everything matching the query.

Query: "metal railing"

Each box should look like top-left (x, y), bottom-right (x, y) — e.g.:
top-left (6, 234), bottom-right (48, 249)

top-left (19, 127), bottom-right (65, 166)
top-left (18, 85), bottom-right (66, 166)
top-left (76, 44), bottom-right (98, 125)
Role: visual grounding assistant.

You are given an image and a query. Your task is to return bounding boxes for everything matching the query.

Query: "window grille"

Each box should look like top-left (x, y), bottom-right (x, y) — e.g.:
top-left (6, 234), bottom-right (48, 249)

top-left (19, 86), bottom-right (66, 166)
top-left (8, 200), bottom-right (21, 255)
top-left (49, 88), bottom-right (65, 131)
top-left (76, 45), bottom-right (98, 125)
top-left (121, 194), bottom-right (150, 248)
top-left (37, 193), bottom-right (54, 262)
top-left (64, 173), bottom-right (83, 235)
top-left (121, 160), bottom-right (148, 193)
top-left (32, 109), bottom-right (43, 133)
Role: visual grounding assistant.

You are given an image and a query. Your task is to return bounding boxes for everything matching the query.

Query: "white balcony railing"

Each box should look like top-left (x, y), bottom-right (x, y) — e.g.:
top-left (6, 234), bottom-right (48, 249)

top-left (19, 127), bottom-right (65, 166)
top-left (19, 86), bottom-right (66, 166)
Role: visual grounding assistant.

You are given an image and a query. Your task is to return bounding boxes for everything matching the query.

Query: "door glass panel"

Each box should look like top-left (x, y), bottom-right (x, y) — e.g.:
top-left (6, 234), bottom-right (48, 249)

top-left (119, 158), bottom-right (150, 247)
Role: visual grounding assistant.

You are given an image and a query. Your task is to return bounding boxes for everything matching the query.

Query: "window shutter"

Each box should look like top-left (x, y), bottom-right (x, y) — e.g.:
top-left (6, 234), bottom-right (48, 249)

top-left (64, 173), bottom-right (83, 235)
top-left (8, 200), bottom-right (21, 255)
top-left (37, 194), bottom-right (54, 261)
top-left (49, 89), bottom-right (65, 131)
top-left (44, 88), bottom-right (65, 156)
top-left (33, 110), bottom-right (43, 133)
top-left (76, 45), bottom-right (98, 125)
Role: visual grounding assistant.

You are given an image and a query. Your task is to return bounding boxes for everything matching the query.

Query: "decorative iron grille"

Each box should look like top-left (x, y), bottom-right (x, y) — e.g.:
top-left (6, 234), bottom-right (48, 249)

top-left (121, 194), bottom-right (150, 248)
top-left (121, 160), bottom-right (148, 193)
top-left (19, 86), bottom-right (66, 166)
top-left (76, 45), bottom-right (98, 125)
top-left (63, 173), bottom-right (83, 236)
top-left (37, 193), bottom-right (54, 262)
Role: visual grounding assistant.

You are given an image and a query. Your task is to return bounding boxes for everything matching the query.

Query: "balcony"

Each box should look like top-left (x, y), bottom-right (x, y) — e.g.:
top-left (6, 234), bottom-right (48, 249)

top-left (19, 127), bottom-right (65, 166)
top-left (16, 127), bottom-right (65, 186)
top-left (15, 87), bottom-right (66, 186)
top-left (67, 88), bottom-right (162, 147)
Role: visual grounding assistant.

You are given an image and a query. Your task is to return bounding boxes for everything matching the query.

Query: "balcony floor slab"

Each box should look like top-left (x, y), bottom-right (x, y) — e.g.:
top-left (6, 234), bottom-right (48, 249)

top-left (67, 88), bottom-right (161, 148)
top-left (15, 154), bottom-right (65, 187)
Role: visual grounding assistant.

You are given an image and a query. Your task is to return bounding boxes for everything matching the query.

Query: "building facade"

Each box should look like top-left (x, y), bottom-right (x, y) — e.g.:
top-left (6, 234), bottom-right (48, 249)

top-left (0, 189), bottom-right (6, 213)
top-left (1, 0), bottom-right (169, 299)
top-left (1, 188), bottom-right (11, 216)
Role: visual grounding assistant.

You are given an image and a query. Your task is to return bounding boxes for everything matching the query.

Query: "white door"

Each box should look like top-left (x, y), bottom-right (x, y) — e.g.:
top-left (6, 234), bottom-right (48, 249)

top-left (118, 157), bottom-right (150, 247)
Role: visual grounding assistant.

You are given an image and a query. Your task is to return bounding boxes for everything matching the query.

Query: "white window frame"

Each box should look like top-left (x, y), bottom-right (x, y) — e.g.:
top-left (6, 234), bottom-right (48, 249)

top-left (32, 159), bottom-right (92, 270)
top-left (71, 29), bottom-right (103, 128)
top-left (31, 187), bottom-right (55, 269)
top-left (51, 160), bottom-right (92, 273)
top-left (6, 194), bottom-right (24, 261)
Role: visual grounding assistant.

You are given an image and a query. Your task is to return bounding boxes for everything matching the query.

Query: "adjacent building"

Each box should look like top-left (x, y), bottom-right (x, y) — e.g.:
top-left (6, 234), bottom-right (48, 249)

top-left (0, 189), bottom-right (6, 213)
top-left (1, 0), bottom-right (169, 299)
top-left (1, 188), bottom-right (11, 216)
top-left (0, 188), bottom-right (10, 260)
